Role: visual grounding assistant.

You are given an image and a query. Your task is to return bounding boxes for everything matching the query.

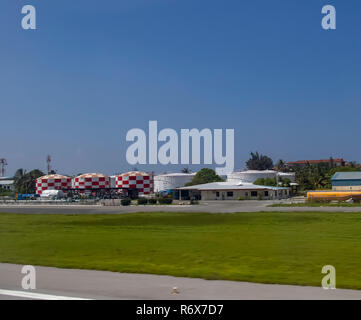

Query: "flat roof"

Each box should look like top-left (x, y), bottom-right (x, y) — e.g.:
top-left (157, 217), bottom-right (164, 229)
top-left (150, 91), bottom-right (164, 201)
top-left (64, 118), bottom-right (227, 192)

top-left (332, 172), bottom-right (361, 180)
top-left (0, 180), bottom-right (14, 185)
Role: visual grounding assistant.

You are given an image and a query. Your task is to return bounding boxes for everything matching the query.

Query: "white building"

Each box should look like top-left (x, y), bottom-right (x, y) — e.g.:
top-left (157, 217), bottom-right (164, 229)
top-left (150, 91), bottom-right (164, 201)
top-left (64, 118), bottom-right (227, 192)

top-left (178, 181), bottom-right (291, 201)
top-left (0, 177), bottom-right (15, 191)
top-left (154, 172), bottom-right (196, 192)
top-left (227, 170), bottom-right (295, 184)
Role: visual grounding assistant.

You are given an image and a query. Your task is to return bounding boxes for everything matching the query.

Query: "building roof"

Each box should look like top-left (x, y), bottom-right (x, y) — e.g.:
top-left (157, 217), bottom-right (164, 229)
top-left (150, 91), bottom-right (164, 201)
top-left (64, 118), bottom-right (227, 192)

top-left (287, 158), bottom-right (344, 165)
top-left (75, 173), bottom-right (109, 179)
top-left (178, 182), bottom-right (289, 191)
top-left (119, 171), bottom-right (150, 177)
top-left (0, 180), bottom-right (14, 186)
top-left (332, 172), bottom-right (361, 181)
top-left (37, 174), bottom-right (70, 180)
top-left (0, 176), bottom-right (12, 181)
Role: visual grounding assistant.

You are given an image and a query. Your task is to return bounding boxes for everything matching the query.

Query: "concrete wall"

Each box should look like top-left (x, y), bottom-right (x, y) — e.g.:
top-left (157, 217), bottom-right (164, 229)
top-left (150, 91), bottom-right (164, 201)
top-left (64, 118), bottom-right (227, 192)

top-left (333, 185), bottom-right (361, 191)
top-left (200, 189), bottom-right (290, 200)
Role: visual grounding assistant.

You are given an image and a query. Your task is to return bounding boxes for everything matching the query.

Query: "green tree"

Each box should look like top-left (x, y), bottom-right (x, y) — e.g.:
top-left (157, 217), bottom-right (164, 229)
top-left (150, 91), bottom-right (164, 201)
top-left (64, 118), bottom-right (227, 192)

top-left (279, 177), bottom-right (291, 187)
top-left (185, 168), bottom-right (223, 186)
top-left (254, 177), bottom-right (277, 186)
top-left (246, 152), bottom-right (273, 170)
top-left (253, 178), bottom-right (265, 186)
top-left (15, 169), bottom-right (44, 194)
top-left (275, 159), bottom-right (286, 172)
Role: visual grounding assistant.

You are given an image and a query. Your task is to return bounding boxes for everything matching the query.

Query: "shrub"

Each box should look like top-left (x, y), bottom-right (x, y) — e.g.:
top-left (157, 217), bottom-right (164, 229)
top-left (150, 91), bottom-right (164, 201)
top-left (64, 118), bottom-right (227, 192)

top-left (148, 198), bottom-right (157, 205)
top-left (190, 199), bottom-right (199, 205)
top-left (158, 197), bottom-right (173, 205)
top-left (238, 196), bottom-right (244, 201)
top-left (121, 198), bottom-right (131, 206)
top-left (137, 198), bottom-right (148, 205)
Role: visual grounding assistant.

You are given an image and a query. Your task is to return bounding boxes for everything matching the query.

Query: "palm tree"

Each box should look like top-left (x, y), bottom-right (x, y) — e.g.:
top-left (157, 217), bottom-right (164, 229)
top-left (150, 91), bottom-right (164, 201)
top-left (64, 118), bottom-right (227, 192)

top-left (15, 169), bottom-right (44, 193)
top-left (276, 159), bottom-right (286, 172)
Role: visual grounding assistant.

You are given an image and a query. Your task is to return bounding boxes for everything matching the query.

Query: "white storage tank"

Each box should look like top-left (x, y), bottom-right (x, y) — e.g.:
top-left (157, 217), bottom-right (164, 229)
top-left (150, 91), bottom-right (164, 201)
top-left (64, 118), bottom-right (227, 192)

top-left (154, 172), bottom-right (196, 192)
top-left (227, 170), bottom-right (277, 183)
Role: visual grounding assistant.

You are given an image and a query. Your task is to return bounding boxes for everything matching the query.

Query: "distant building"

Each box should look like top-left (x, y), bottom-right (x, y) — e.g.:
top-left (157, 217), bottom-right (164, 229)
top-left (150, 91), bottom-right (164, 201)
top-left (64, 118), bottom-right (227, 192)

top-left (331, 172), bottom-right (361, 191)
top-left (178, 182), bottom-right (290, 201)
top-left (0, 177), bottom-right (15, 191)
top-left (286, 158), bottom-right (345, 168)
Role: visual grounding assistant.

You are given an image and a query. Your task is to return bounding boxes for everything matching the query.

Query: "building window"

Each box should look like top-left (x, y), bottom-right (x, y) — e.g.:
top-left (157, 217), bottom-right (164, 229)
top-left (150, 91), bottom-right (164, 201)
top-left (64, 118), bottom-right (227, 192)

top-left (251, 191), bottom-right (258, 197)
top-left (216, 192), bottom-right (219, 197)
top-left (245, 192), bottom-right (248, 196)
top-left (264, 191), bottom-right (269, 197)
top-left (227, 191), bottom-right (233, 197)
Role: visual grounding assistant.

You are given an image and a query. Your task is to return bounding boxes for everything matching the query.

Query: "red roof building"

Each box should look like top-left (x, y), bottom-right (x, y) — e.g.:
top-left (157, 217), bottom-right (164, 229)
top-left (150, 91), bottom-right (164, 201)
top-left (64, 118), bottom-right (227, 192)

top-left (286, 158), bottom-right (345, 168)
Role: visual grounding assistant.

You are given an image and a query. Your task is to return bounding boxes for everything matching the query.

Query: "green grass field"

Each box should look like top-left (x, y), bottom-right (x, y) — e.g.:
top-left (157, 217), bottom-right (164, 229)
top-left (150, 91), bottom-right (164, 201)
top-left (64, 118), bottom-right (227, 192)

top-left (269, 202), bottom-right (361, 207)
top-left (1, 211), bottom-right (361, 289)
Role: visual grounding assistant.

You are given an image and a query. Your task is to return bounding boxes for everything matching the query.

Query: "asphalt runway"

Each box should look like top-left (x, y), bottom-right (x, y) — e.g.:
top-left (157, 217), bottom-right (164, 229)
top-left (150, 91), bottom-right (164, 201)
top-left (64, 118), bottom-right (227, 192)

top-left (1, 263), bottom-right (361, 300)
top-left (1, 200), bottom-right (361, 214)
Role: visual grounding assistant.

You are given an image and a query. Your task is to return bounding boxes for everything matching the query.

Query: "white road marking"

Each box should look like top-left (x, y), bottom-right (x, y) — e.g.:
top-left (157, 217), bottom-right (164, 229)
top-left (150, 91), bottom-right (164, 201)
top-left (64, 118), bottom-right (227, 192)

top-left (0, 289), bottom-right (92, 300)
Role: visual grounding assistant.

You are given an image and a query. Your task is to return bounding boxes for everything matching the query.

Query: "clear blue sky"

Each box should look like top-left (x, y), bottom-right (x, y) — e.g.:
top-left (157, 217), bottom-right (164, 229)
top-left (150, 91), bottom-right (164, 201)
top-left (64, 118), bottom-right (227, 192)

top-left (1, 0), bottom-right (360, 176)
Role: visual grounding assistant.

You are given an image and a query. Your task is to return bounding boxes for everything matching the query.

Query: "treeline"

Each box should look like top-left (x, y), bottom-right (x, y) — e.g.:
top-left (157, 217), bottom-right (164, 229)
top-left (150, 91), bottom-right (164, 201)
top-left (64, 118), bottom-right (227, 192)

top-left (294, 164), bottom-right (359, 191)
top-left (13, 169), bottom-right (44, 194)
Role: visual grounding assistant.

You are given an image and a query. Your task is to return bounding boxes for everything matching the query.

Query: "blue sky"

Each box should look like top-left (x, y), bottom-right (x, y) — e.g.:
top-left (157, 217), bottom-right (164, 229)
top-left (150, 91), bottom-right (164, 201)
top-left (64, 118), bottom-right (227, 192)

top-left (1, 0), bottom-right (360, 176)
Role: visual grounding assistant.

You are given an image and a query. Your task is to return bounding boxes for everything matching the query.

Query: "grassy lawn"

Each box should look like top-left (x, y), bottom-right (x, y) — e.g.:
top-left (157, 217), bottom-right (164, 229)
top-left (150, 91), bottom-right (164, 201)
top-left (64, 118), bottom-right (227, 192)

top-left (270, 202), bottom-right (361, 207)
top-left (1, 211), bottom-right (361, 289)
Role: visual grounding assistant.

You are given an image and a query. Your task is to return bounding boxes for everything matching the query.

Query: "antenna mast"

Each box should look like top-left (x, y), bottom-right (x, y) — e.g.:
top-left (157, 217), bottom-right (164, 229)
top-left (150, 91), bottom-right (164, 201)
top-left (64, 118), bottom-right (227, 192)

top-left (0, 158), bottom-right (7, 177)
top-left (46, 155), bottom-right (51, 174)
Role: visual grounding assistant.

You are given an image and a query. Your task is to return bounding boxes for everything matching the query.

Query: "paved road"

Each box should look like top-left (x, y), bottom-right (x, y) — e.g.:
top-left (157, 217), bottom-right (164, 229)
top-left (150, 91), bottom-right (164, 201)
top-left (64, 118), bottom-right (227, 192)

top-left (0, 263), bottom-right (360, 300)
top-left (1, 200), bottom-right (361, 214)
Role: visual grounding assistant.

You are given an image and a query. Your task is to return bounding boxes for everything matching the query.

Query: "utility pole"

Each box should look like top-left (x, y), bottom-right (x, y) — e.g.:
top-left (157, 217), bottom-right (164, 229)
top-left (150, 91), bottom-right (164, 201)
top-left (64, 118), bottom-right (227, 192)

top-left (46, 155), bottom-right (51, 174)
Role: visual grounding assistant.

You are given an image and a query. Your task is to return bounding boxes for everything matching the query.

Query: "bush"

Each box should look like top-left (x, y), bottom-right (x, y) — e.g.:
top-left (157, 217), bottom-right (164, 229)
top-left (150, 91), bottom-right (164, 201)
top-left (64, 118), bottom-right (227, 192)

top-left (137, 198), bottom-right (148, 205)
top-left (158, 197), bottom-right (173, 205)
top-left (148, 198), bottom-right (157, 205)
top-left (190, 199), bottom-right (199, 205)
top-left (121, 198), bottom-right (131, 206)
top-left (238, 196), bottom-right (244, 201)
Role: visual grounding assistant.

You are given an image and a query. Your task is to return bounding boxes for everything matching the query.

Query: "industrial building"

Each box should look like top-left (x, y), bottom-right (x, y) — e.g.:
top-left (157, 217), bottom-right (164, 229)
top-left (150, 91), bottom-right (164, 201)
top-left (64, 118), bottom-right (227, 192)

top-left (154, 172), bottom-right (196, 193)
top-left (331, 172), bottom-right (361, 191)
top-left (307, 172), bottom-right (361, 202)
top-left (178, 182), bottom-right (290, 201)
top-left (227, 170), bottom-right (295, 184)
